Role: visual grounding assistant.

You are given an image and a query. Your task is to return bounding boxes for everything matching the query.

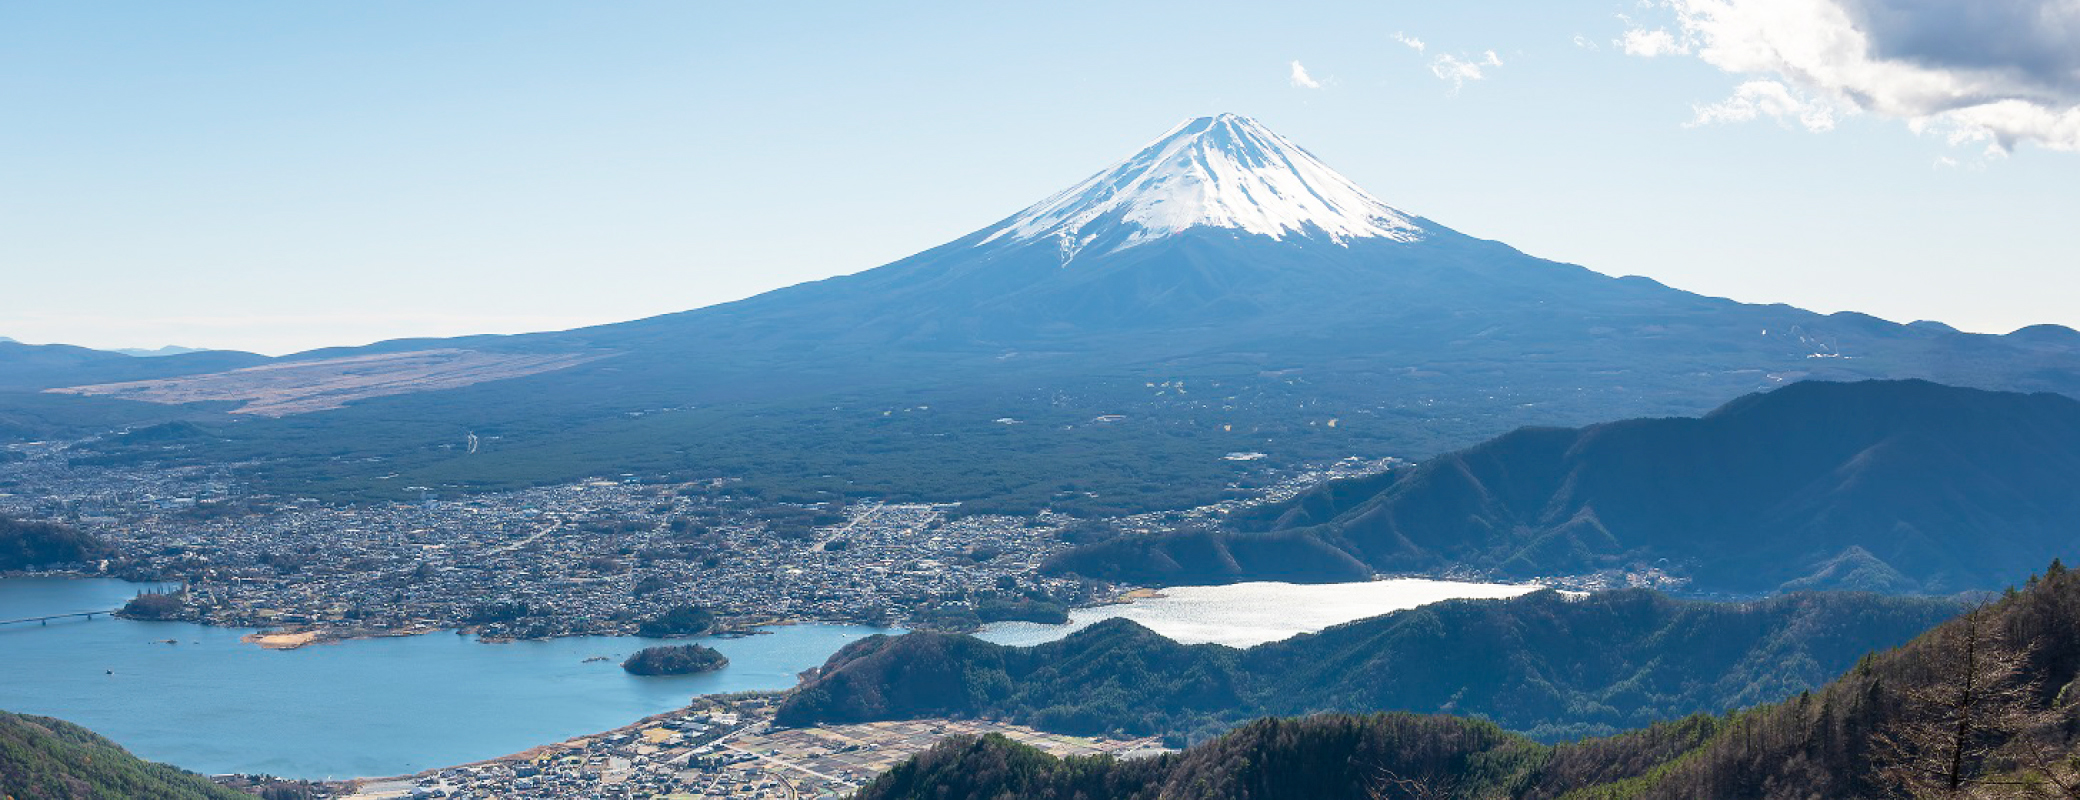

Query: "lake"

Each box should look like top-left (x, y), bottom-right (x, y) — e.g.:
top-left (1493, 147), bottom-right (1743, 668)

top-left (0, 577), bottom-right (892, 780)
top-left (977, 578), bottom-right (1542, 648)
top-left (2, 576), bottom-right (1537, 778)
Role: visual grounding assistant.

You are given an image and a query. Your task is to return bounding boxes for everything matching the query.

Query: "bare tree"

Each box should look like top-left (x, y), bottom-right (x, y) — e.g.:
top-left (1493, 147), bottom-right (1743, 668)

top-left (2001, 721), bottom-right (2080, 799)
top-left (1875, 604), bottom-right (2038, 798)
top-left (1370, 767), bottom-right (1458, 800)
top-left (1868, 599), bottom-right (2080, 800)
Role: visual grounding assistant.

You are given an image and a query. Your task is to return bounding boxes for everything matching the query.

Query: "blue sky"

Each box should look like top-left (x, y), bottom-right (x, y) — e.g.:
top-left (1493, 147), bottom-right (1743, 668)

top-left (4, 1), bottom-right (2076, 354)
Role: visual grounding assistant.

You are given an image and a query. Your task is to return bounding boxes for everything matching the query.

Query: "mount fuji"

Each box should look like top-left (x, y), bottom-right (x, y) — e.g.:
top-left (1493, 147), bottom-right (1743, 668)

top-left (32, 114), bottom-right (2080, 513)
top-left (982, 113), bottom-right (1426, 258)
top-left (576, 114), bottom-right (1665, 346)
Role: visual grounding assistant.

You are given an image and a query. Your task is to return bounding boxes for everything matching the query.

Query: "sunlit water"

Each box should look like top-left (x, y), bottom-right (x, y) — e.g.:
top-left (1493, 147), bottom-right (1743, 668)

top-left (0, 577), bottom-right (892, 779)
top-left (977, 578), bottom-right (1541, 648)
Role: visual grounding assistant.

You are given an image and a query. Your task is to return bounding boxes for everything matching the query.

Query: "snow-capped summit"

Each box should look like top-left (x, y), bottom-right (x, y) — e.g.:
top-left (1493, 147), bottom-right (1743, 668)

top-left (981, 113), bottom-right (1426, 262)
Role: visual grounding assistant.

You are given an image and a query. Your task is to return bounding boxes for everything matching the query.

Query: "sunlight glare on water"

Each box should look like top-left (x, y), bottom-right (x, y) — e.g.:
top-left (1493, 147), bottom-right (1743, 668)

top-left (977, 578), bottom-right (1540, 648)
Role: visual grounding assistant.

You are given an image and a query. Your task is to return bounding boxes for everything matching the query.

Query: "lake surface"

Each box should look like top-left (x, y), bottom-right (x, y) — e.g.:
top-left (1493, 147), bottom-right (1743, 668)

top-left (977, 578), bottom-right (1541, 648)
top-left (0, 577), bottom-right (892, 779)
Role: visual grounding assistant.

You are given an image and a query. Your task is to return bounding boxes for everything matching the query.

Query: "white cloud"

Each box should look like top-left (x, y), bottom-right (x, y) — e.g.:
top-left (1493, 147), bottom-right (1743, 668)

top-left (1573, 34), bottom-right (1602, 51)
top-left (1394, 30), bottom-right (1503, 94)
top-left (1429, 50), bottom-right (1504, 93)
top-left (1620, 27), bottom-right (1688, 57)
top-left (1689, 79), bottom-right (1839, 131)
top-left (1289, 60), bottom-right (1324, 90)
top-left (1624, 0), bottom-right (2080, 152)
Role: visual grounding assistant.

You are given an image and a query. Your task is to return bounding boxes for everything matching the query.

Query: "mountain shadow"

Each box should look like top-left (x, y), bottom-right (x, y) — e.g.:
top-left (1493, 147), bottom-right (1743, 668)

top-left (1050, 379), bottom-right (2080, 593)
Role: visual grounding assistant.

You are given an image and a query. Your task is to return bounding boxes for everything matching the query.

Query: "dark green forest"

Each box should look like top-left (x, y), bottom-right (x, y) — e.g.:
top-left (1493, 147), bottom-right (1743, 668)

top-left (117, 591), bottom-right (187, 621)
top-left (636, 604), bottom-right (717, 638)
top-left (621, 644), bottom-right (729, 676)
top-left (0, 516), bottom-right (110, 572)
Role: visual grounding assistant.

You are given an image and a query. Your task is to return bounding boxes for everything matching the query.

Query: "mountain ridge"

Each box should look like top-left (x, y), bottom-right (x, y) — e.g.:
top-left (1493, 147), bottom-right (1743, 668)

top-left (854, 562), bottom-right (2080, 799)
top-left (775, 587), bottom-right (1959, 743)
top-left (1050, 379), bottom-right (2080, 591)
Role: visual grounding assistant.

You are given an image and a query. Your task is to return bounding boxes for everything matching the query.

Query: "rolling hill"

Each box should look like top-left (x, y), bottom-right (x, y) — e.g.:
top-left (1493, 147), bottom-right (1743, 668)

top-left (856, 561), bottom-right (2080, 799)
top-left (775, 588), bottom-right (1958, 742)
top-left (1050, 379), bottom-right (2080, 592)
top-left (0, 710), bottom-right (246, 800)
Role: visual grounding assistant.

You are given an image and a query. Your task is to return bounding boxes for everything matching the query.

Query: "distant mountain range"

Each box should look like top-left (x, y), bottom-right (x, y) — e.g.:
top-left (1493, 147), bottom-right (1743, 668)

top-left (0, 338), bottom-right (215, 358)
top-left (855, 563), bottom-right (2080, 799)
top-left (1050, 379), bottom-right (2080, 593)
top-left (8, 115), bottom-right (2080, 514)
top-left (108, 345), bottom-right (210, 358)
top-left (0, 340), bottom-right (268, 444)
top-left (777, 587), bottom-right (1957, 743)
top-left (0, 340), bottom-right (261, 392)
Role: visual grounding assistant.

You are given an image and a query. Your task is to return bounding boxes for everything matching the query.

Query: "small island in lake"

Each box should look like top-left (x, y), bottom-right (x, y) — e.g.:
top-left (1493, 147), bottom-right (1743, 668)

top-left (621, 644), bottom-right (728, 676)
top-left (118, 591), bottom-right (188, 621)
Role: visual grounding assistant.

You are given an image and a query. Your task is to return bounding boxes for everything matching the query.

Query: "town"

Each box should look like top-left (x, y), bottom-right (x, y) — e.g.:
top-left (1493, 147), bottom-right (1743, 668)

top-left (0, 436), bottom-right (1397, 640)
top-left (336, 693), bottom-right (1166, 799)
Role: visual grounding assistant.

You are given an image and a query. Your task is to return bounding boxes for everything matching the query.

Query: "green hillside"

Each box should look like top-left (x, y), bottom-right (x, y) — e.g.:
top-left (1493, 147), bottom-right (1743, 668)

top-left (0, 710), bottom-right (246, 800)
top-left (778, 588), bottom-right (1959, 742)
top-left (855, 561), bottom-right (2080, 798)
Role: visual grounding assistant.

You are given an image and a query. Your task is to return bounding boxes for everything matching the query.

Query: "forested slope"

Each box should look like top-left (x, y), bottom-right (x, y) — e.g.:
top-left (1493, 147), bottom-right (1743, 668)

top-left (0, 710), bottom-right (247, 800)
top-left (1053, 380), bottom-right (2080, 593)
top-left (856, 562), bottom-right (2080, 798)
top-left (779, 588), bottom-right (1959, 742)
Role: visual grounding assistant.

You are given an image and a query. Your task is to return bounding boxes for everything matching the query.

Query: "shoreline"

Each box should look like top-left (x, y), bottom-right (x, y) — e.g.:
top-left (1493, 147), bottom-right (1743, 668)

top-left (237, 625), bottom-right (441, 651)
top-left (13, 570), bottom-right (1724, 653)
top-left (325, 693), bottom-right (782, 793)
top-left (321, 691), bottom-right (1165, 798)
top-left (231, 618), bottom-right (821, 651)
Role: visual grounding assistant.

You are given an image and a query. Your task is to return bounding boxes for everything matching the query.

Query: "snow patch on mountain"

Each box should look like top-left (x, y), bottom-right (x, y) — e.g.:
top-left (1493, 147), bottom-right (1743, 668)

top-left (981, 114), bottom-right (1425, 261)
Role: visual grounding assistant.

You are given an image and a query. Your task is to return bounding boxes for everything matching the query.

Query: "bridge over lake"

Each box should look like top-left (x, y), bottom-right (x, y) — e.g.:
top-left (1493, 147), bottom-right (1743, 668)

top-left (0, 608), bottom-right (119, 626)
